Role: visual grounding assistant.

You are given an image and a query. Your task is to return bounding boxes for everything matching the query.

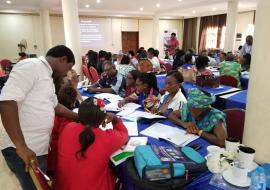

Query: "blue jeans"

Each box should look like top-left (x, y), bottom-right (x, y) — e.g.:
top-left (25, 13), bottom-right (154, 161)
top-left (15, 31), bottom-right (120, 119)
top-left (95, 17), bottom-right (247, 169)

top-left (1, 147), bottom-right (47, 190)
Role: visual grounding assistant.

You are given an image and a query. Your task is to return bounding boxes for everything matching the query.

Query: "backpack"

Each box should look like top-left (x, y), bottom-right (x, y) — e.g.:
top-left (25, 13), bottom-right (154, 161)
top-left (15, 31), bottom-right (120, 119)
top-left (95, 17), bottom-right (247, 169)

top-left (125, 145), bottom-right (207, 190)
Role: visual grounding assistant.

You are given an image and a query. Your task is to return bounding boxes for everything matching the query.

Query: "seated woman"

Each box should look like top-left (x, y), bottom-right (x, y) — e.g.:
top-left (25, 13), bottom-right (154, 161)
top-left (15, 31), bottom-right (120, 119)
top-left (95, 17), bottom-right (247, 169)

top-left (168, 88), bottom-right (227, 147)
top-left (118, 73), bottom-right (160, 112)
top-left (47, 85), bottom-right (78, 177)
top-left (116, 55), bottom-right (135, 78)
top-left (195, 56), bottom-right (213, 76)
top-left (125, 70), bottom-right (141, 97)
top-left (219, 53), bottom-right (241, 87)
top-left (153, 71), bottom-right (186, 116)
top-left (67, 69), bottom-right (83, 104)
top-left (53, 97), bottom-right (128, 190)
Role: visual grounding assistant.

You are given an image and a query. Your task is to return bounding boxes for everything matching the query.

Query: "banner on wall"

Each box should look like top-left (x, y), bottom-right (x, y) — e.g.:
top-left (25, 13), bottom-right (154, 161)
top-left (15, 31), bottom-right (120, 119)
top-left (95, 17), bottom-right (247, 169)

top-left (163, 29), bottom-right (177, 52)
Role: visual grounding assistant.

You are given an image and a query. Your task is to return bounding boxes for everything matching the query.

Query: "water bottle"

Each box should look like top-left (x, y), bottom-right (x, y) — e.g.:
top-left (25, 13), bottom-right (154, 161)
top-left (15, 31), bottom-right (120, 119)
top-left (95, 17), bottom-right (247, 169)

top-left (249, 166), bottom-right (266, 190)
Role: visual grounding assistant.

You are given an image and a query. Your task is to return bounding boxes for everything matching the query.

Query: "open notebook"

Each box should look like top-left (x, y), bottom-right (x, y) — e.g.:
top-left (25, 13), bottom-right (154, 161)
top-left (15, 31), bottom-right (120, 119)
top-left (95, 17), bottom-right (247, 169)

top-left (140, 123), bottom-right (198, 147)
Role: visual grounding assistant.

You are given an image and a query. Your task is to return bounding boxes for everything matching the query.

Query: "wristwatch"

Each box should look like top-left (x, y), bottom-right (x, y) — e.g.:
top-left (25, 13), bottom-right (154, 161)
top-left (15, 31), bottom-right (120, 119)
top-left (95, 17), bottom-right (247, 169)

top-left (198, 130), bottom-right (203, 137)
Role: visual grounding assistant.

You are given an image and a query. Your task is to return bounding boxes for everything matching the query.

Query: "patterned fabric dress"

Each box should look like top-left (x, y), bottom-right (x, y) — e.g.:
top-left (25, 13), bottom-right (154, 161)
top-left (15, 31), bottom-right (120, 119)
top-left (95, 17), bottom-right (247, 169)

top-left (219, 61), bottom-right (241, 87)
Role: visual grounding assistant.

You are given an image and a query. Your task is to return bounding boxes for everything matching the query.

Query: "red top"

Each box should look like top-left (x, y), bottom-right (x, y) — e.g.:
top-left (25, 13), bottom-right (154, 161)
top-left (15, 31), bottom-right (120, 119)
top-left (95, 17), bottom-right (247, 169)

top-left (47, 116), bottom-right (74, 173)
top-left (125, 86), bottom-right (136, 97)
top-left (168, 38), bottom-right (179, 55)
top-left (53, 120), bottom-right (128, 190)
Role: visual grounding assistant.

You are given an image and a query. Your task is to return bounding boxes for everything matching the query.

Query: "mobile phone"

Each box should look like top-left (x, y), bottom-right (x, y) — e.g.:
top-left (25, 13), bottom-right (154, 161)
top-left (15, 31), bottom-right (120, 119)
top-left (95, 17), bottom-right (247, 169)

top-left (189, 143), bottom-right (201, 151)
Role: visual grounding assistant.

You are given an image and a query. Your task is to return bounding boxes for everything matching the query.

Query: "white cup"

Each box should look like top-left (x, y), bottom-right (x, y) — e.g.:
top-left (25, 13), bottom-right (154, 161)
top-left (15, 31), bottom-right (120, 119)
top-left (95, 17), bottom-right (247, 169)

top-left (238, 146), bottom-right (255, 169)
top-left (232, 164), bottom-right (248, 182)
top-left (207, 145), bottom-right (222, 162)
top-left (225, 138), bottom-right (240, 152)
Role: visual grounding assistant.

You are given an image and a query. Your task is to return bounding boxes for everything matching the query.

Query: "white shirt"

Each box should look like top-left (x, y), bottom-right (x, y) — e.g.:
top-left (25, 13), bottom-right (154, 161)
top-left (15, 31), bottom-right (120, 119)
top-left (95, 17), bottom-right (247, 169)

top-left (150, 57), bottom-right (161, 70)
top-left (207, 56), bottom-right (217, 66)
top-left (160, 88), bottom-right (187, 111)
top-left (0, 57), bottom-right (58, 156)
top-left (240, 43), bottom-right (252, 55)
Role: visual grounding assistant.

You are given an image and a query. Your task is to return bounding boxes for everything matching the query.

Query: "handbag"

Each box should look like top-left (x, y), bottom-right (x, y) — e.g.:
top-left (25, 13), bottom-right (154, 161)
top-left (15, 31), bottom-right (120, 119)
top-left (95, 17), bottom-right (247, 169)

top-left (196, 74), bottom-right (220, 88)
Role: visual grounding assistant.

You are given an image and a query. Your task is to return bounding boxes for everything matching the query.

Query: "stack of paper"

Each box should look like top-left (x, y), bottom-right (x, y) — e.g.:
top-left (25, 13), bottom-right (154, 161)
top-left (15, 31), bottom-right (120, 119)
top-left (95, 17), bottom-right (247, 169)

top-left (94, 93), bottom-right (123, 102)
top-left (140, 123), bottom-right (198, 147)
top-left (122, 110), bottom-right (166, 121)
top-left (110, 137), bottom-right (148, 165)
top-left (105, 102), bottom-right (141, 112)
top-left (123, 121), bottom-right (138, 136)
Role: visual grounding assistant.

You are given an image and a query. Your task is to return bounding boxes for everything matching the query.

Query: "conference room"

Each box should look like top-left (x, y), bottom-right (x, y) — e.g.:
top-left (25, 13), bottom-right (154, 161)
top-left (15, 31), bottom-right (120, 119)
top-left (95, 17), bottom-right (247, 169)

top-left (0, 0), bottom-right (269, 189)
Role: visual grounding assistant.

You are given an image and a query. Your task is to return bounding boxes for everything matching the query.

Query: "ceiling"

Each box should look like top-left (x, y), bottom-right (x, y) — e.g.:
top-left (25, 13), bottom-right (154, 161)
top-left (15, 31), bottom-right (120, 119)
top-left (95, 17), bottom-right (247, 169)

top-left (0, 0), bottom-right (257, 18)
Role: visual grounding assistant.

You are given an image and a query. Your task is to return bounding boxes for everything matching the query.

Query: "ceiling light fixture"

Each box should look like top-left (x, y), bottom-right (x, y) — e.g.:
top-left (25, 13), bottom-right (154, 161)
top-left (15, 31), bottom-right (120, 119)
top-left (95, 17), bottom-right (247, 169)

top-left (192, 10), bottom-right (196, 14)
top-left (140, 7), bottom-right (144, 11)
top-left (178, 0), bottom-right (182, 2)
top-left (85, 4), bottom-right (90, 8)
top-left (156, 3), bottom-right (160, 8)
top-left (212, 7), bottom-right (217, 11)
top-left (96, 0), bottom-right (101, 3)
top-left (6, 0), bottom-right (12, 4)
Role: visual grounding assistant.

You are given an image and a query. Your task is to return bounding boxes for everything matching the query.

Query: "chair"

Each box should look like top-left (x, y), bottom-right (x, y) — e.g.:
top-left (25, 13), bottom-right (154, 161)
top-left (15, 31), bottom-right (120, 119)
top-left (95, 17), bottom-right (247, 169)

top-left (163, 63), bottom-right (172, 72)
top-left (89, 66), bottom-right (100, 83)
top-left (82, 64), bottom-right (93, 83)
top-left (29, 167), bottom-right (52, 190)
top-left (223, 108), bottom-right (245, 142)
top-left (219, 75), bottom-right (238, 87)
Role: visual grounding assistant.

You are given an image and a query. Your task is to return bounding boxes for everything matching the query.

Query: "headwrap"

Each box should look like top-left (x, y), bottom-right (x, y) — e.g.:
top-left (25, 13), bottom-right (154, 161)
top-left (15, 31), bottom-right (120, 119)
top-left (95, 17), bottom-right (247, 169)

top-left (187, 88), bottom-right (216, 108)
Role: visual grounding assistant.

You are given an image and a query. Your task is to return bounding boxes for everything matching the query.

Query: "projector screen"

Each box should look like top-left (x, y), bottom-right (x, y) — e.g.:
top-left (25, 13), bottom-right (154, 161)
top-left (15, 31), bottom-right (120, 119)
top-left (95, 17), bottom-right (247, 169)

top-left (80, 20), bottom-right (103, 46)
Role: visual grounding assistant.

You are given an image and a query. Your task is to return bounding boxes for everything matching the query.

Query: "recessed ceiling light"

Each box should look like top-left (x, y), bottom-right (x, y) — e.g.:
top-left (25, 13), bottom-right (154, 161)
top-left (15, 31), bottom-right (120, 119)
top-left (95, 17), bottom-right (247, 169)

top-left (212, 7), bottom-right (217, 11)
top-left (178, 0), bottom-right (182, 2)
top-left (96, 0), bottom-right (101, 3)
top-left (140, 7), bottom-right (144, 11)
top-left (85, 4), bottom-right (90, 8)
top-left (6, 0), bottom-right (12, 4)
top-left (156, 3), bottom-right (160, 8)
top-left (192, 10), bottom-right (196, 14)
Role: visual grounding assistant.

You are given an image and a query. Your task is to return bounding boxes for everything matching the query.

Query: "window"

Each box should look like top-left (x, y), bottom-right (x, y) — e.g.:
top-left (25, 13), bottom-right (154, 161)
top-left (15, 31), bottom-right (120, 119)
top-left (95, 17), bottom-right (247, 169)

top-left (205, 26), bottom-right (226, 49)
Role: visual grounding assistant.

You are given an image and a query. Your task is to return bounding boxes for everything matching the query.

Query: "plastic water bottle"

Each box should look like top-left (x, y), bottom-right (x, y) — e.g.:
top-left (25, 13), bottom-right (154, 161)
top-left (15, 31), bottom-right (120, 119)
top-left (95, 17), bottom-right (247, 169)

top-left (249, 166), bottom-right (266, 190)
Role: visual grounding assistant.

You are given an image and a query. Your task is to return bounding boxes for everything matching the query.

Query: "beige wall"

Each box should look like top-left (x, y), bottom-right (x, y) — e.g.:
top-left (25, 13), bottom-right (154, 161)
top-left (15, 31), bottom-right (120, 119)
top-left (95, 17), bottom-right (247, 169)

top-left (0, 11), bottom-right (254, 60)
top-left (0, 14), bottom-right (184, 60)
top-left (0, 14), bottom-right (44, 61)
top-left (235, 11), bottom-right (255, 49)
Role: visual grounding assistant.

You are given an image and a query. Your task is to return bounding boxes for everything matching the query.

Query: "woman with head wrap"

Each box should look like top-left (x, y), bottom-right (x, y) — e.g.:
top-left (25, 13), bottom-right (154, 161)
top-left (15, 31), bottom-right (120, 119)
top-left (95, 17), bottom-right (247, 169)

top-left (168, 88), bottom-right (227, 147)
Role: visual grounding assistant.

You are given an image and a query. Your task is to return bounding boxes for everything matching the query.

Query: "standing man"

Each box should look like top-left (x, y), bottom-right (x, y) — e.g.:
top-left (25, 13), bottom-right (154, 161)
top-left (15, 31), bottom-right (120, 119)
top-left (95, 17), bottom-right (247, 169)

top-left (240, 35), bottom-right (253, 56)
top-left (165, 33), bottom-right (180, 57)
top-left (0, 45), bottom-right (78, 190)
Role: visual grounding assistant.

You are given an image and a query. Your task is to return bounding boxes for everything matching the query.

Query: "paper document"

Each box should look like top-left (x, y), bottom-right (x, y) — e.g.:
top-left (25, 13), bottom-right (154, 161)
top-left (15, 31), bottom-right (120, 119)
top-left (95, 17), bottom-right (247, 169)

top-left (124, 137), bottom-right (148, 152)
top-left (82, 96), bottom-right (89, 100)
top-left (110, 137), bottom-right (148, 165)
top-left (94, 93), bottom-right (123, 102)
top-left (105, 102), bottom-right (141, 112)
top-left (122, 111), bottom-right (166, 121)
top-left (123, 121), bottom-right (138, 136)
top-left (140, 123), bottom-right (198, 147)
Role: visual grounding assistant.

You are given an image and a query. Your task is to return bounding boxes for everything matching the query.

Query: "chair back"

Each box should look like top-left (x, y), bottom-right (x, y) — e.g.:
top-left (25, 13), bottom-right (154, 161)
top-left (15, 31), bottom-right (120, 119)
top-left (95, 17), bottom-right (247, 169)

top-left (164, 63), bottom-right (172, 72)
top-left (82, 64), bottom-right (93, 82)
top-left (223, 108), bottom-right (245, 142)
top-left (89, 66), bottom-right (100, 82)
top-left (29, 167), bottom-right (52, 190)
top-left (220, 75), bottom-right (238, 87)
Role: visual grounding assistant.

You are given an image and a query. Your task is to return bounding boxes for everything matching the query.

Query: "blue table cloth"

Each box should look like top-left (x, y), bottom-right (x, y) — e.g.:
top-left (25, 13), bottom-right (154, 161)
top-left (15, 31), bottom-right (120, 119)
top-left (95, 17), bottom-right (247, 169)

top-left (224, 90), bottom-right (247, 109)
top-left (156, 74), bottom-right (166, 89)
top-left (182, 82), bottom-right (240, 96)
top-left (79, 89), bottom-right (220, 190)
top-left (240, 75), bottom-right (249, 90)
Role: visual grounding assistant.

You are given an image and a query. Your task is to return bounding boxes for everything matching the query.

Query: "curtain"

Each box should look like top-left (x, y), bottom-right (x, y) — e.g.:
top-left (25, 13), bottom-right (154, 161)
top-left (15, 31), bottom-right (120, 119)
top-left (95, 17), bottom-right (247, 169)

top-left (199, 14), bottom-right (226, 52)
top-left (183, 18), bottom-right (197, 52)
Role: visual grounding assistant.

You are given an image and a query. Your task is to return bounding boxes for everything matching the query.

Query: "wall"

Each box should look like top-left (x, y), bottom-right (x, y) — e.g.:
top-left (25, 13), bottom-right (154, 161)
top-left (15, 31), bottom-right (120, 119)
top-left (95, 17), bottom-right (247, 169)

top-left (235, 11), bottom-right (255, 49)
top-left (0, 14), bottom-right (44, 61)
top-left (0, 14), bottom-right (184, 60)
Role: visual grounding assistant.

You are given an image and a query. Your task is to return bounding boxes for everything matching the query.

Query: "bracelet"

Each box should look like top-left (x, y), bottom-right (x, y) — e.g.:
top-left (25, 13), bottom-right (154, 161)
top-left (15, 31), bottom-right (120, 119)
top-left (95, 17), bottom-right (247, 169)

top-left (198, 130), bottom-right (203, 137)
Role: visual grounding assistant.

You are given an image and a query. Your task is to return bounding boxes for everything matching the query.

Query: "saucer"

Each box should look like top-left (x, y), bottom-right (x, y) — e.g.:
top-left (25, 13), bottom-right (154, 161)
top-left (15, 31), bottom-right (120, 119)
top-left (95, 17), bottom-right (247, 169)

top-left (222, 169), bottom-right (251, 187)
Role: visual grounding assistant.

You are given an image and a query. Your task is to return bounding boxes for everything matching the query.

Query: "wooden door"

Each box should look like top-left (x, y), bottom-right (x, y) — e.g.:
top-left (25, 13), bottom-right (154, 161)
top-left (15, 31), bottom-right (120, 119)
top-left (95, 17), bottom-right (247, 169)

top-left (122, 32), bottom-right (139, 54)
